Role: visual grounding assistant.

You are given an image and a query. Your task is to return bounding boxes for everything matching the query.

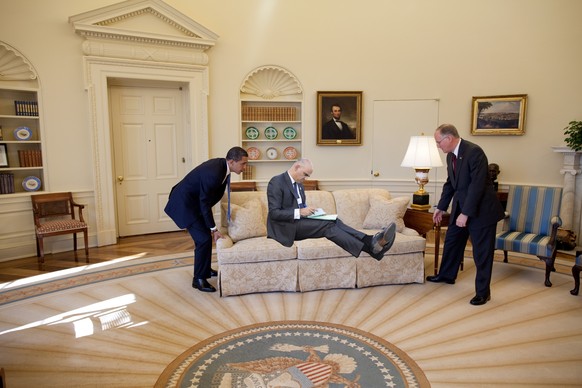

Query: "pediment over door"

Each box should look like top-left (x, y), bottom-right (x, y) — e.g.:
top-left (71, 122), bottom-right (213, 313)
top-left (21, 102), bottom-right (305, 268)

top-left (69, 0), bottom-right (218, 65)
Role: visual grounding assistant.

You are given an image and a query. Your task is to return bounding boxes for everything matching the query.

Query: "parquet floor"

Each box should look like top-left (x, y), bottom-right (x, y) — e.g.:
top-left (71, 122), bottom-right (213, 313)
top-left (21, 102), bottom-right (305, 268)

top-left (0, 231), bottom-right (194, 283)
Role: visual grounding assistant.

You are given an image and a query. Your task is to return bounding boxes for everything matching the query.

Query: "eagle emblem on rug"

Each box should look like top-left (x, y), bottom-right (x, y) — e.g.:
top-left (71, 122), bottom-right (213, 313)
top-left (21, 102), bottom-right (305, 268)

top-left (215, 344), bottom-right (360, 387)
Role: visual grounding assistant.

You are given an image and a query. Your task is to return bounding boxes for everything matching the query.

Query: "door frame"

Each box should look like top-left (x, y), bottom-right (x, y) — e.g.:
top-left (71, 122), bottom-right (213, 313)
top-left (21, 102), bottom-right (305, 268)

top-left (84, 57), bottom-right (209, 246)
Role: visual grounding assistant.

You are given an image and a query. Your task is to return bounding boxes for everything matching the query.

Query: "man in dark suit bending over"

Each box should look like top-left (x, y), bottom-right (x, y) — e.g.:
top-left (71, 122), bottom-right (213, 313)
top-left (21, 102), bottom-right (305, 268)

top-left (267, 158), bottom-right (396, 261)
top-left (165, 146), bottom-right (248, 292)
top-left (428, 124), bottom-right (504, 305)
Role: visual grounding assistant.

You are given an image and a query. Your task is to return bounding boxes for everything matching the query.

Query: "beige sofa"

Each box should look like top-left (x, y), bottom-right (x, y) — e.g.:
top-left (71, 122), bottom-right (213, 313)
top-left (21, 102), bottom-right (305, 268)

top-left (216, 188), bottom-right (426, 296)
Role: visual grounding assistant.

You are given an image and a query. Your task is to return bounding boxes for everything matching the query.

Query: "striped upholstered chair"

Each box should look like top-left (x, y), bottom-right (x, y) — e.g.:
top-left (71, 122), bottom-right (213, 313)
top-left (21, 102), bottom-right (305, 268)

top-left (495, 185), bottom-right (562, 287)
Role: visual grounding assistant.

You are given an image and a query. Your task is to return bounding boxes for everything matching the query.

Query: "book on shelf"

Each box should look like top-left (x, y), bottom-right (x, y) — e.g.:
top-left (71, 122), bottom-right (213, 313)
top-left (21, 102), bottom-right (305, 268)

top-left (14, 100), bottom-right (39, 116)
top-left (0, 172), bottom-right (15, 194)
top-left (18, 150), bottom-right (43, 167)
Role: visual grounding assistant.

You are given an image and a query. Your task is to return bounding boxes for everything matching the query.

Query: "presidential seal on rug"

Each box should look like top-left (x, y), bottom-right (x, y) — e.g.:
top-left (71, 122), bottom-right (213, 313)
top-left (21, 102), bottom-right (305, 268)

top-left (156, 321), bottom-right (429, 388)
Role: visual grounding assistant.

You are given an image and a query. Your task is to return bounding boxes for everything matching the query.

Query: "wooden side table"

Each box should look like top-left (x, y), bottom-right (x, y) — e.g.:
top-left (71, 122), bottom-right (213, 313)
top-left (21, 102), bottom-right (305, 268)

top-left (403, 208), bottom-right (450, 275)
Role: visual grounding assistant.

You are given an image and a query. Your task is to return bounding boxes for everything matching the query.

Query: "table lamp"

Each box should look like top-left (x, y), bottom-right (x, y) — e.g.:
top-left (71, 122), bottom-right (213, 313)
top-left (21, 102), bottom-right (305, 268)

top-left (401, 135), bottom-right (443, 210)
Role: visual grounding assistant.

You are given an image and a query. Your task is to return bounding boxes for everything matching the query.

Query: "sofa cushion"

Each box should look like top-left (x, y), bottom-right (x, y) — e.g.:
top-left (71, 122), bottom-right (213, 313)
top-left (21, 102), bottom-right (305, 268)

top-left (295, 238), bottom-right (352, 260)
top-left (217, 236), bottom-right (296, 264)
top-left (226, 199), bottom-right (266, 242)
top-left (362, 195), bottom-right (409, 232)
top-left (333, 189), bottom-right (392, 229)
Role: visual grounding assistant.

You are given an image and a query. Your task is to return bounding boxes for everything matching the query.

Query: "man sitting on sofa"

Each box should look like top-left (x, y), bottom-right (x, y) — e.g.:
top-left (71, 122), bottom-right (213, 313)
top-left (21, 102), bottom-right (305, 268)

top-left (267, 158), bottom-right (396, 260)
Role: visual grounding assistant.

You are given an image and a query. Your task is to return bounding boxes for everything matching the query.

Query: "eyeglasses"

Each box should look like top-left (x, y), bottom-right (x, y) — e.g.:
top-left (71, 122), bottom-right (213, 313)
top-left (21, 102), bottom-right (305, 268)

top-left (435, 135), bottom-right (449, 144)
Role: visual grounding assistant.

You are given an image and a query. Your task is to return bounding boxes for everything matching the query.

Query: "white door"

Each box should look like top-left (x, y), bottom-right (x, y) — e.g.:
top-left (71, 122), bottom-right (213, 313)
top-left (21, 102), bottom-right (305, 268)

top-left (110, 85), bottom-right (186, 236)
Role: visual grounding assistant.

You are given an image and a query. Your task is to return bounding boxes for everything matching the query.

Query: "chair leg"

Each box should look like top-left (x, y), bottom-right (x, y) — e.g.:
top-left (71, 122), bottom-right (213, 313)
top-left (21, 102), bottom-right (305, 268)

top-left (83, 230), bottom-right (89, 262)
top-left (571, 265), bottom-right (581, 296)
top-left (503, 250), bottom-right (508, 263)
top-left (73, 232), bottom-right (78, 252)
top-left (540, 256), bottom-right (554, 288)
top-left (37, 236), bottom-right (45, 264)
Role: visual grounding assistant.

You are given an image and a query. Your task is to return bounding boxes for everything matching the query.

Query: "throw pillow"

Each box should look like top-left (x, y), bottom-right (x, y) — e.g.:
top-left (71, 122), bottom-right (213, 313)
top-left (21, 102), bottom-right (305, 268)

top-left (227, 199), bottom-right (266, 242)
top-left (362, 195), bottom-right (410, 232)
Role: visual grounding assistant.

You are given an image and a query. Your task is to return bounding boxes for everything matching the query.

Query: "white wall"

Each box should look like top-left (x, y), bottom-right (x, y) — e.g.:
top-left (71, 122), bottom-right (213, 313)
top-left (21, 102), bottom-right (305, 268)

top-left (0, 0), bottom-right (580, 189)
top-left (0, 0), bottom-right (581, 258)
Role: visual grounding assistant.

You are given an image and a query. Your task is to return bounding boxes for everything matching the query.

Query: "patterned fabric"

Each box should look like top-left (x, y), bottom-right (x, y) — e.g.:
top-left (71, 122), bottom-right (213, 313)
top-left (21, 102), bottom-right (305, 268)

top-left (225, 199), bottom-right (266, 242)
top-left (362, 195), bottom-right (409, 232)
top-left (495, 185), bottom-right (563, 258)
top-left (357, 251), bottom-right (425, 287)
top-left (217, 236), bottom-right (296, 264)
top-left (219, 260), bottom-right (298, 297)
top-left (36, 220), bottom-right (87, 235)
top-left (333, 189), bottom-right (392, 229)
top-left (298, 257), bottom-right (357, 291)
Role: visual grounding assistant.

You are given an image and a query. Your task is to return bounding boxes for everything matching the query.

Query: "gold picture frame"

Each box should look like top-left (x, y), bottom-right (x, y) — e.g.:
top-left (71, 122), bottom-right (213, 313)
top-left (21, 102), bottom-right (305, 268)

top-left (471, 94), bottom-right (527, 135)
top-left (317, 91), bottom-right (362, 145)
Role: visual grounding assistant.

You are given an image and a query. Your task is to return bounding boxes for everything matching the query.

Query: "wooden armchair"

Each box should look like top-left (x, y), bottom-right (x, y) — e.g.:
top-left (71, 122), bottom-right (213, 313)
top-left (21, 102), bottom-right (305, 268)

top-left (495, 185), bottom-right (562, 287)
top-left (31, 192), bottom-right (88, 263)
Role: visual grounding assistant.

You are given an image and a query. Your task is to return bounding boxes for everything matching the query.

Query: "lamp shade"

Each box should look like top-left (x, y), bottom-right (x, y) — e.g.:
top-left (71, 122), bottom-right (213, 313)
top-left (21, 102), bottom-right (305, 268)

top-left (400, 136), bottom-right (443, 168)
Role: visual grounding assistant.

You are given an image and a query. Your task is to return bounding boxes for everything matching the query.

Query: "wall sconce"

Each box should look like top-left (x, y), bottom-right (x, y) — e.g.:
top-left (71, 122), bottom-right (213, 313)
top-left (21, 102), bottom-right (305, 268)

top-left (401, 135), bottom-right (443, 211)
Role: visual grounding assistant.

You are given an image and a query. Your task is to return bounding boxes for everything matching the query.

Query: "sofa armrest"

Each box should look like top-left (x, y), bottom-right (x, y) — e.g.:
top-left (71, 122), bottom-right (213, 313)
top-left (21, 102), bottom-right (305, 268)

top-left (216, 235), bottom-right (234, 250)
top-left (401, 226), bottom-right (420, 237)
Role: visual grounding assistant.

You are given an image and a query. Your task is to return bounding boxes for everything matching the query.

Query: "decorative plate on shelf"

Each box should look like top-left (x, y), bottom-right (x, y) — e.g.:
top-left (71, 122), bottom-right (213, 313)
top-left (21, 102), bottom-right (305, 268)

top-left (283, 146), bottom-right (298, 160)
top-left (14, 126), bottom-right (32, 141)
top-left (22, 176), bottom-right (41, 192)
top-left (283, 127), bottom-right (297, 140)
top-left (264, 126), bottom-right (278, 140)
top-left (247, 147), bottom-right (260, 160)
top-left (266, 147), bottom-right (279, 160)
top-left (245, 126), bottom-right (259, 140)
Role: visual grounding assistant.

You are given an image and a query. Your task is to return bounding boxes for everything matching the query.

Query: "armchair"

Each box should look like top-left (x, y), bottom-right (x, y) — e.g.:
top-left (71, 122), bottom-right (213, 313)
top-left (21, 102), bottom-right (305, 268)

top-left (495, 185), bottom-right (562, 287)
top-left (31, 192), bottom-right (88, 263)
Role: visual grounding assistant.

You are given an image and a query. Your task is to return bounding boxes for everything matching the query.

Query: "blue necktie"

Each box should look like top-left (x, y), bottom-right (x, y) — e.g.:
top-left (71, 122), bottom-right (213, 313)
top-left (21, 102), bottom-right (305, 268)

top-left (294, 182), bottom-right (306, 208)
top-left (226, 174), bottom-right (231, 222)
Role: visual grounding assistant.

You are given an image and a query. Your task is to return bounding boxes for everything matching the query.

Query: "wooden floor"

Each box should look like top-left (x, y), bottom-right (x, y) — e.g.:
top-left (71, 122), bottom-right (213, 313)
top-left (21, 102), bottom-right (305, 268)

top-left (0, 231), bottom-right (194, 283)
top-left (0, 230), bottom-right (576, 284)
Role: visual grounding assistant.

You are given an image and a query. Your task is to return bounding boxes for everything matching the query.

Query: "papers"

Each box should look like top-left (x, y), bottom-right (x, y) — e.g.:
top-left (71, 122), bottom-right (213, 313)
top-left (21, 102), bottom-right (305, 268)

top-left (307, 208), bottom-right (338, 221)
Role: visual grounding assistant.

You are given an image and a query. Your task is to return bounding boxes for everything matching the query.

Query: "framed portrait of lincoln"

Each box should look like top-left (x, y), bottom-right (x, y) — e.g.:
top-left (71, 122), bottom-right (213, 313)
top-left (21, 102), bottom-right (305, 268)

top-left (317, 91), bottom-right (362, 146)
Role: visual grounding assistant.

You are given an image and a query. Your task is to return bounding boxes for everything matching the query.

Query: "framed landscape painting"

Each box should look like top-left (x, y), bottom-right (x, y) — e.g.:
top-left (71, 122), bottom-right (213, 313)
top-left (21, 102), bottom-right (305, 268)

top-left (471, 94), bottom-right (527, 135)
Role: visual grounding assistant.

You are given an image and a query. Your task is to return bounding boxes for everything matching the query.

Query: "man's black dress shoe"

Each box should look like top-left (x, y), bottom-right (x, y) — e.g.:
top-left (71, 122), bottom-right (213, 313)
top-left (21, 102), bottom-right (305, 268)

top-left (210, 268), bottom-right (218, 277)
top-left (192, 278), bottom-right (216, 292)
top-left (470, 294), bottom-right (491, 306)
top-left (426, 275), bottom-right (455, 284)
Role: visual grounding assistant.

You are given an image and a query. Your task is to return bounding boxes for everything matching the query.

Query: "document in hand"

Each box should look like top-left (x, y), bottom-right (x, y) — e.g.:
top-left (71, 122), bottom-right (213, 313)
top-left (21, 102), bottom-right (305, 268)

top-left (307, 208), bottom-right (338, 221)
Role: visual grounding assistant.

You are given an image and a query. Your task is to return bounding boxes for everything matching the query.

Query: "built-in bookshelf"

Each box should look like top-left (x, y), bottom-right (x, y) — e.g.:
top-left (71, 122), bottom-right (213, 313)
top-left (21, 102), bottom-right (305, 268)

top-left (239, 66), bottom-right (303, 180)
top-left (0, 87), bottom-right (44, 195)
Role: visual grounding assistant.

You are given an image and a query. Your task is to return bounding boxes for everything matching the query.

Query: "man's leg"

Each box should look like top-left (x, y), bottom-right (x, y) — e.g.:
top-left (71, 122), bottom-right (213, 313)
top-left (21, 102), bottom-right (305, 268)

top-left (295, 218), bottom-right (366, 257)
top-left (469, 223), bottom-right (496, 297)
top-left (187, 220), bottom-right (215, 292)
top-left (437, 224), bottom-right (469, 280)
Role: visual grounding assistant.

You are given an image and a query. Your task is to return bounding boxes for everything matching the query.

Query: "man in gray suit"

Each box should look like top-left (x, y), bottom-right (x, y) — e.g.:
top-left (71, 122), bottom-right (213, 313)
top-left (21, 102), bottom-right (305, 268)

top-left (267, 159), bottom-right (395, 260)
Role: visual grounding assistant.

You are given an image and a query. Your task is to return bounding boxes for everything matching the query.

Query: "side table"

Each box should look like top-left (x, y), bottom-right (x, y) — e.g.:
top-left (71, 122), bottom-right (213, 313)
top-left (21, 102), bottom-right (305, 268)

top-left (403, 208), bottom-right (450, 275)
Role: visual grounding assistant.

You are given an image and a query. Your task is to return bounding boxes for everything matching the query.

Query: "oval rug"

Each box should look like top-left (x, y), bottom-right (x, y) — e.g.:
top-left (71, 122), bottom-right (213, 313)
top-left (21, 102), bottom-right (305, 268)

top-left (156, 320), bottom-right (429, 387)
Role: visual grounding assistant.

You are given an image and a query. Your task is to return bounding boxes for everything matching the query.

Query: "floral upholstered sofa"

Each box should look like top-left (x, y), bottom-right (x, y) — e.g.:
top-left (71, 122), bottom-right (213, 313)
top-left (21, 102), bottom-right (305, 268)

top-left (216, 188), bottom-right (426, 296)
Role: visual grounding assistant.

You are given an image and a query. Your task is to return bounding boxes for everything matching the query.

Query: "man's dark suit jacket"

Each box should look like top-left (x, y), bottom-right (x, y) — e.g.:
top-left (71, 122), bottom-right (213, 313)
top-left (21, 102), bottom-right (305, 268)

top-left (322, 119), bottom-right (355, 139)
top-left (267, 172), bottom-right (306, 247)
top-left (437, 139), bottom-right (504, 227)
top-left (164, 158), bottom-right (228, 230)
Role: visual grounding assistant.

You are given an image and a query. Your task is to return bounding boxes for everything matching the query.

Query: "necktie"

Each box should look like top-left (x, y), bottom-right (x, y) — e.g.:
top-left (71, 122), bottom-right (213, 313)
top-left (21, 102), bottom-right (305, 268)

top-left (294, 182), bottom-right (306, 208)
top-left (451, 154), bottom-right (457, 175)
top-left (226, 174), bottom-right (231, 222)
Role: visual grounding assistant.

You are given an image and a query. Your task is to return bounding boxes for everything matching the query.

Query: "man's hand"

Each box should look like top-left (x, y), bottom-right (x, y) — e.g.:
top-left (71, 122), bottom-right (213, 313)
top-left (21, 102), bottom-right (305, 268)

top-left (212, 230), bottom-right (224, 241)
top-left (300, 206), bottom-right (318, 217)
top-left (433, 208), bottom-right (443, 224)
top-left (456, 213), bottom-right (468, 228)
